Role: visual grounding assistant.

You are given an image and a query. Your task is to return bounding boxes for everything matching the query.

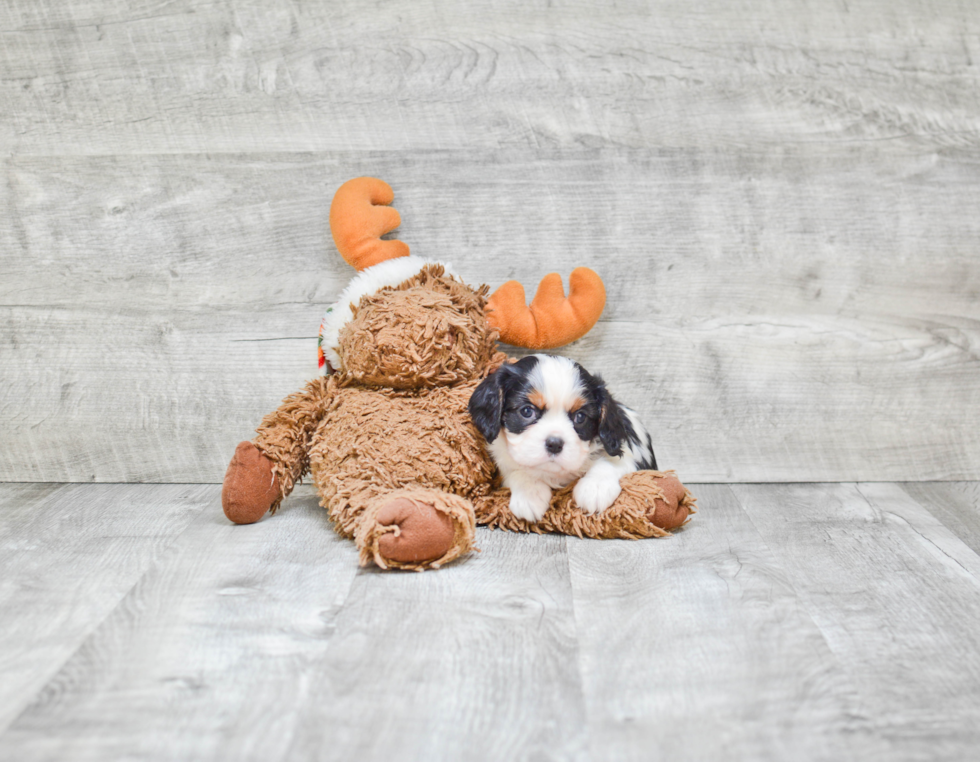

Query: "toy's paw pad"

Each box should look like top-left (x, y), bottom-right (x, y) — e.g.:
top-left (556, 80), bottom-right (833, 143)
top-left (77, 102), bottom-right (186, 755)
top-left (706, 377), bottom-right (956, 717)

top-left (646, 473), bottom-right (691, 530)
top-left (573, 473), bottom-right (622, 514)
top-left (376, 497), bottom-right (455, 565)
top-left (221, 441), bottom-right (279, 525)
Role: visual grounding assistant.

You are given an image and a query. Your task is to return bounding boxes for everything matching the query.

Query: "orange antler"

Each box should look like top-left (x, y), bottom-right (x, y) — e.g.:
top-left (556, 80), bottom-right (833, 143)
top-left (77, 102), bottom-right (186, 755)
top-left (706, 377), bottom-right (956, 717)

top-left (329, 177), bottom-right (410, 271)
top-left (486, 268), bottom-right (606, 348)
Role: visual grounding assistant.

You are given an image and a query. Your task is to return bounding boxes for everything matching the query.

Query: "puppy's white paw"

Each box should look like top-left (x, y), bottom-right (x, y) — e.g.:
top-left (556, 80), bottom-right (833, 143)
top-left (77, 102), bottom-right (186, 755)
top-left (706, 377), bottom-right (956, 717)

top-left (573, 474), bottom-right (622, 514)
top-left (508, 481), bottom-right (553, 523)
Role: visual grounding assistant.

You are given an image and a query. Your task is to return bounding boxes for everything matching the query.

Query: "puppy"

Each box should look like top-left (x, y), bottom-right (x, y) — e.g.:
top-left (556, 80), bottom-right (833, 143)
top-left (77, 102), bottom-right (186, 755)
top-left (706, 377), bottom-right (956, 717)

top-left (468, 354), bottom-right (657, 523)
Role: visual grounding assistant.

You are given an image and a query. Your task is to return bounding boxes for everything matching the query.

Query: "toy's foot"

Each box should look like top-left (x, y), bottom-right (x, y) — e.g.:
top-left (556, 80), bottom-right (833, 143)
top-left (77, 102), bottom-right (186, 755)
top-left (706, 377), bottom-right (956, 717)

top-left (377, 497), bottom-right (456, 564)
top-left (643, 472), bottom-right (693, 531)
top-left (356, 489), bottom-right (477, 570)
top-left (221, 441), bottom-right (280, 524)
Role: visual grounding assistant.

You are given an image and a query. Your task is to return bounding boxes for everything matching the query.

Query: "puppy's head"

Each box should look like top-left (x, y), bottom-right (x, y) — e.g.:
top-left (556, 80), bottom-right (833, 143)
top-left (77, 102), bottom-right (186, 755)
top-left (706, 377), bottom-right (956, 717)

top-left (468, 354), bottom-right (629, 474)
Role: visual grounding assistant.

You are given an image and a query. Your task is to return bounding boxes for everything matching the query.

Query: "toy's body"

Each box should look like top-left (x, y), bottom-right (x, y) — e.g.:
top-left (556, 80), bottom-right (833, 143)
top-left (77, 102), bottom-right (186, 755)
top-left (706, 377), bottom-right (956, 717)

top-left (222, 179), bottom-right (695, 570)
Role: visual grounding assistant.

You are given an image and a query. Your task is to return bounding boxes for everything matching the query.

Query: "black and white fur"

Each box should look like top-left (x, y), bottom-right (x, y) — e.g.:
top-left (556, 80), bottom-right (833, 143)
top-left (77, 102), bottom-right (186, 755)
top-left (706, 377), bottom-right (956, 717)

top-left (468, 354), bottom-right (657, 523)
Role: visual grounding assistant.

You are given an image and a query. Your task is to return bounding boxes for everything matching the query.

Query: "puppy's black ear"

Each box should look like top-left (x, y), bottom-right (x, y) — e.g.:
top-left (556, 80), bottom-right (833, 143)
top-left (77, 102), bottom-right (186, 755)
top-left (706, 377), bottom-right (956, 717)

top-left (596, 385), bottom-right (631, 457)
top-left (469, 369), bottom-right (504, 443)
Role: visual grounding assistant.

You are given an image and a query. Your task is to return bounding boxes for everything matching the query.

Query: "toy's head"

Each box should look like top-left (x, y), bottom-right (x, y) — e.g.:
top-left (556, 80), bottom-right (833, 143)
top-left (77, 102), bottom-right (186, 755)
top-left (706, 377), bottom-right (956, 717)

top-left (317, 177), bottom-right (609, 390)
top-left (338, 264), bottom-right (496, 389)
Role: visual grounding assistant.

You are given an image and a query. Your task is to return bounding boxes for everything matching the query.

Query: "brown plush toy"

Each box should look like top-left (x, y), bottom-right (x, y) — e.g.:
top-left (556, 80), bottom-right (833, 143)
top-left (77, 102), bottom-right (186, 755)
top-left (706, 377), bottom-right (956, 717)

top-left (222, 178), bottom-right (696, 570)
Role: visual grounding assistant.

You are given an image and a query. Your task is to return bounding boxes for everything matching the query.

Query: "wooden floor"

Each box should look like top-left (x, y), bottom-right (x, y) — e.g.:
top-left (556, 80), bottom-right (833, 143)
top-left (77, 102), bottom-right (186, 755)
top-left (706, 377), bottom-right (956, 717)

top-left (1, 482), bottom-right (978, 761)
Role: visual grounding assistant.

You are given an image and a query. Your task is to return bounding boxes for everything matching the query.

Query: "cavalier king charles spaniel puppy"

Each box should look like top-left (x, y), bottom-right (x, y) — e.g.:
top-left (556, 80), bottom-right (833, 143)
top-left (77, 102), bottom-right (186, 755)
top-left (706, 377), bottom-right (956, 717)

top-left (468, 354), bottom-right (657, 523)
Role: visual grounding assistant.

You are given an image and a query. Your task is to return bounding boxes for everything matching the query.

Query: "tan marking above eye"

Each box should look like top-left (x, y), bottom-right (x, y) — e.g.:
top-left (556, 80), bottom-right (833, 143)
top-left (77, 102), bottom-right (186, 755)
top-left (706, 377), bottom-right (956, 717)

top-left (528, 390), bottom-right (547, 409)
top-left (568, 396), bottom-right (586, 413)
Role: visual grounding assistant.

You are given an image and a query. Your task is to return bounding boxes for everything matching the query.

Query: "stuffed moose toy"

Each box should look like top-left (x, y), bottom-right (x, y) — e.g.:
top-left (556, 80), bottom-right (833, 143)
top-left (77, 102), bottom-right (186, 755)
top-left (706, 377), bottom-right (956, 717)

top-left (221, 178), bottom-right (695, 570)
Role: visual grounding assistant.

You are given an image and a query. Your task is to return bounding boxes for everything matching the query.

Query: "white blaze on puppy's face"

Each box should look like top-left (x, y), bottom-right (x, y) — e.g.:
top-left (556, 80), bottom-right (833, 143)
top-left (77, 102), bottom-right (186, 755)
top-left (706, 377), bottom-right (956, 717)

top-left (498, 355), bottom-right (595, 480)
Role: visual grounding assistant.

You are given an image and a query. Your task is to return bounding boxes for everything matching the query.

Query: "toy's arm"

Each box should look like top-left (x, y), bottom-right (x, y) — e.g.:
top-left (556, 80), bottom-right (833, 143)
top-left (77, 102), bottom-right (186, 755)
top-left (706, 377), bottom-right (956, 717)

top-left (475, 470), bottom-right (695, 539)
top-left (222, 376), bottom-right (332, 524)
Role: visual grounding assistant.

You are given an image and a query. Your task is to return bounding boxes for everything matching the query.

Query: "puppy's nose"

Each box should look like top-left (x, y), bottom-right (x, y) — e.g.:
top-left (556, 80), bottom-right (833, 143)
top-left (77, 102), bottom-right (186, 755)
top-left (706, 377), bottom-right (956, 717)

top-left (545, 436), bottom-right (564, 455)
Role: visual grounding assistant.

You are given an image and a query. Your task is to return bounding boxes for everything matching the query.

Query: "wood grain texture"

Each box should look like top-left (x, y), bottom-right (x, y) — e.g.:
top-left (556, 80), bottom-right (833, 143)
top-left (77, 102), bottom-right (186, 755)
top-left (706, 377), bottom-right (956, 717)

top-left (2, 0), bottom-right (980, 483)
top-left (730, 482), bottom-right (980, 760)
top-left (899, 482), bottom-right (980, 555)
top-left (0, 1), bottom-right (978, 155)
top-left (0, 482), bottom-right (209, 734)
top-left (0, 499), bottom-right (587, 762)
top-left (284, 529), bottom-right (588, 762)
top-left (567, 484), bottom-right (884, 760)
top-left (0, 485), bottom-right (363, 762)
top-left (2, 482), bottom-right (980, 759)
top-left (3, 149), bottom-right (979, 481)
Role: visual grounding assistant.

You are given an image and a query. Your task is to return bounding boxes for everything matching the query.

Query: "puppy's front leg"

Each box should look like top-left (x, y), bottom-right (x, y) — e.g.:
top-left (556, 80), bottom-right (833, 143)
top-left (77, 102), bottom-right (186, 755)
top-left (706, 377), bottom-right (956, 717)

top-left (505, 471), bottom-right (554, 523)
top-left (573, 458), bottom-right (630, 514)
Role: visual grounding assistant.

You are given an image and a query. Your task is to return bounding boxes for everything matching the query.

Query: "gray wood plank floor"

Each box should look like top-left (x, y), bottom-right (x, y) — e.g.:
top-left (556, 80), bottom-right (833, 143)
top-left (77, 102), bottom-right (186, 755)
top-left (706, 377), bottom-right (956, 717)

top-left (2, 482), bottom-right (979, 761)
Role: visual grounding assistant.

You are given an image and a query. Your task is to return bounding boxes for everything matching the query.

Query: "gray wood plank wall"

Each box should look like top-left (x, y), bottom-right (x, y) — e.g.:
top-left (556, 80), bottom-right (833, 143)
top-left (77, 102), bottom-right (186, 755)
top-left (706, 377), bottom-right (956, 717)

top-left (1, 0), bottom-right (978, 483)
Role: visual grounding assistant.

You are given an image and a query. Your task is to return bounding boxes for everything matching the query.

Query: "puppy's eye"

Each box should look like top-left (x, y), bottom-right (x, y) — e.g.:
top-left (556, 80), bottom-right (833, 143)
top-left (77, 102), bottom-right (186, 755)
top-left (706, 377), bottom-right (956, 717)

top-left (520, 405), bottom-right (536, 419)
top-left (572, 410), bottom-right (587, 425)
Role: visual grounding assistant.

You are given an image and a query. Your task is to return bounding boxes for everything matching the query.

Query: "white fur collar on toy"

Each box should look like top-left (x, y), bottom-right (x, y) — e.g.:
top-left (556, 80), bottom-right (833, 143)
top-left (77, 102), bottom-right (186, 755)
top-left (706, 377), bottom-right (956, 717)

top-left (318, 256), bottom-right (453, 374)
